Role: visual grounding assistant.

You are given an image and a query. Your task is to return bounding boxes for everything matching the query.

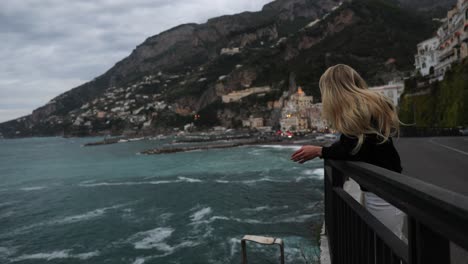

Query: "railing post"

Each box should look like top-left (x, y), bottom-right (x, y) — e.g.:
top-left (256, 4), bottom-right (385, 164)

top-left (408, 217), bottom-right (450, 264)
top-left (241, 240), bottom-right (247, 264)
top-left (325, 160), bottom-right (345, 264)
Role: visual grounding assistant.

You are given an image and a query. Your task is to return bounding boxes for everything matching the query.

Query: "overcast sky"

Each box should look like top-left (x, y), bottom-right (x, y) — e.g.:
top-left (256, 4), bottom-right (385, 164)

top-left (0, 0), bottom-right (273, 123)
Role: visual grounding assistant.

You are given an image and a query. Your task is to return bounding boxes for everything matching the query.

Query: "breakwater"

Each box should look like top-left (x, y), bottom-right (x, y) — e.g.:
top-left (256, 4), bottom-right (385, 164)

top-left (139, 138), bottom-right (268, 155)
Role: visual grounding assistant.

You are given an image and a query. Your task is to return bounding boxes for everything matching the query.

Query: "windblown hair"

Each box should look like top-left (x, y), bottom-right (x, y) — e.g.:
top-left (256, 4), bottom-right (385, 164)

top-left (319, 64), bottom-right (400, 154)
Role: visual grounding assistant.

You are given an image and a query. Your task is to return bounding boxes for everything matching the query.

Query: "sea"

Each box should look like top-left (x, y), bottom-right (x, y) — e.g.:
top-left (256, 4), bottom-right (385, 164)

top-left (0, 137), bottom-right (324, 264)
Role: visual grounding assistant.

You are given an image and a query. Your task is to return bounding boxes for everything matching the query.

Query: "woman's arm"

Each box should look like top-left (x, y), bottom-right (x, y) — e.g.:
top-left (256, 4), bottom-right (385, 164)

top-left (291, 134), bottom-right (359, 163)
top-left (291, 145), bottom-right (323, 163)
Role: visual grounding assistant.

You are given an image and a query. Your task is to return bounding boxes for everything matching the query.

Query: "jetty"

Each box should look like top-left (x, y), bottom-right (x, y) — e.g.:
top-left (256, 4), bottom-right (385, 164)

top-left (83, 137), bottom-right (147, 146)
top-left (83, 137), bottom-right (122, 146)
top-left (140, 138), bottom-right (265, 155)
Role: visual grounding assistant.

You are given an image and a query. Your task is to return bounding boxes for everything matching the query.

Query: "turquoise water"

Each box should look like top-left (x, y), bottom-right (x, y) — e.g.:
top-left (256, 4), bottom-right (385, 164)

top-left (0, 137), bottom-right (324, 264)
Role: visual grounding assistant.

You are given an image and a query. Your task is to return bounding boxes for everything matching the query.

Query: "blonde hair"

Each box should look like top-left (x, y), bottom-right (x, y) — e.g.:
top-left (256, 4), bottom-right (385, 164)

top-left (319, 64), bottom-right (400, 154)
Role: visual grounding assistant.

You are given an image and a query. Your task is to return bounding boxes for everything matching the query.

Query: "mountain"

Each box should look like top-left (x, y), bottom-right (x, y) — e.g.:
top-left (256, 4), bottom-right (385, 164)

top-left (0, 0), bottom-right (439, 138)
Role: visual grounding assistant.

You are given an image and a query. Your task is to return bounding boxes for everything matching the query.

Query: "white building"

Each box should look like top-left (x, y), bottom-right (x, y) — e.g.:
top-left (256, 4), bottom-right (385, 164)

top-left (280, 116), bottom-right (299, 131)
top-left (415, 37), bottom-right (439, 76)
top-left (222, 86), bottom-right (271, 103)
top-left (220, 47), bottom-right (240, 55)
top-left (415, 0), bottom-right (468, 80)
top-left (289, 87), bottom-right (313, 109)
top-left (242, 116), bottom-right (264, 129)
top-left (369, 81), bottom-right (405, 106)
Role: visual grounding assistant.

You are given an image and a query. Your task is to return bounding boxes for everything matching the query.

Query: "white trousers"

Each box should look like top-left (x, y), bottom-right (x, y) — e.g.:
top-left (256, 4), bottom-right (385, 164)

top-left (363, 192), bottom-right (405, 239)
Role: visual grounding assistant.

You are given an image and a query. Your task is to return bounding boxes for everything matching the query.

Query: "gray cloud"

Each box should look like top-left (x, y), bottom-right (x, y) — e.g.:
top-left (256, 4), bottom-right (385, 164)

top-left (0, 0), bottom-right (272, 122)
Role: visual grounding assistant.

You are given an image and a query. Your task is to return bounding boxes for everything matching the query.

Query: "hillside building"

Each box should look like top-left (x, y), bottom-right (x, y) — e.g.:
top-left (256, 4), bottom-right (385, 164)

top-left (369, 81), bottom-right (405, 106)
top-left (279, 87), bottom-right (314, 131)
top-left (280, 116), bottom-right (300, 131)
top-left (289, 87), bottom-right (313, 109)
top-left (415, 0), bottom-right (468, 80)
top-left (414, 37), bottom-right (439, 76)
top-left (242, 116), bottom-right (264, 129)
top-left (220, 47), bottom-right (240, 55)
top-left (221, 86), bottom-right (271, 103)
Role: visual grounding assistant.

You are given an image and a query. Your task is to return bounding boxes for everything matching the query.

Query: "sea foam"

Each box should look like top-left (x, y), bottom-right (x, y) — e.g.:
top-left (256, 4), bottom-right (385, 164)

top-left (130, 227), bottom-right (199, 257)
top-left (132, 257), bottom-right (146, 264)
top-left (0, 246), bottom-right (16, 258)
top-left (297, 168), bottom-right (325, 181)
top-left (258, 145), bottom-right (302, 150)
top-left (178, 177), bottom-right (202, 183)
top-left (53, 203), bottom-right (128, 225)
top-left (2, 203), bottom-right (131, 239)
top-left (241, 177), bottom-right (290, 185)
top-left (79, 177), bottom-right (203, 187)
top-left (190, 207), bottom-right (212, 221)
top-left (241, 205), bottom-right (289, 212)
top-left (19, 186), bottom-right (46, 191)
top-left (132, 227), bottom-right (174, 250)
top-left (12, 250), bottom-right (99, 262)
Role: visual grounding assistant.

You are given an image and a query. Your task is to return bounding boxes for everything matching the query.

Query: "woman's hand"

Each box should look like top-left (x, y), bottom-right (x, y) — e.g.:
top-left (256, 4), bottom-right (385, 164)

top-left (291, 145), bottom-right (323, 164)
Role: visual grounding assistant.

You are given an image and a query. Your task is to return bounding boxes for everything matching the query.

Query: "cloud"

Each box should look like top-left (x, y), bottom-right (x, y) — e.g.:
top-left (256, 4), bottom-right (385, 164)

top-left (0, 0), bottom-right (272, 122)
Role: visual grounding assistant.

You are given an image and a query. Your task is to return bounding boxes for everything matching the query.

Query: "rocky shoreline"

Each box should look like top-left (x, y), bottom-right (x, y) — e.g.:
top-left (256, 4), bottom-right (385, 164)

top-left (140, 141), bottom-right (251, 155)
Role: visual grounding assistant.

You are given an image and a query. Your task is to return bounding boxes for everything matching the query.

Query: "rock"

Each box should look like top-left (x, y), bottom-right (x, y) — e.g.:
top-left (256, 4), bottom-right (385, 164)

top-left (220, 47), bottom-right (240, 55)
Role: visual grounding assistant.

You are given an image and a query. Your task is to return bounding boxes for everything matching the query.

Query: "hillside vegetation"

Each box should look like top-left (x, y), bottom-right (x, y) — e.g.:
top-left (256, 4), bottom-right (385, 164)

top-left (399, 60), bottom-right (468, 127)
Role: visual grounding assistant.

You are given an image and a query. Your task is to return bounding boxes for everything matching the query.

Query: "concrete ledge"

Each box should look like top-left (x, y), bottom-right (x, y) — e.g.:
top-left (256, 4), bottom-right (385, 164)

top-left (320, 223), bottom-right (331, 264)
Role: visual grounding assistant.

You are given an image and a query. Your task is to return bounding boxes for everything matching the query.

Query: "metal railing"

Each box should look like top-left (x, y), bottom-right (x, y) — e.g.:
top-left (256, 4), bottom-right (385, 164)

top-left (324, 160), bottom-right (468, 264)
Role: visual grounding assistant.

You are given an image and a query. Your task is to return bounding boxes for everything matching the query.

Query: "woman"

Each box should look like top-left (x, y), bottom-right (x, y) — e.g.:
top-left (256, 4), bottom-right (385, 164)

top-left (291, 64), bottom-right (404, 238)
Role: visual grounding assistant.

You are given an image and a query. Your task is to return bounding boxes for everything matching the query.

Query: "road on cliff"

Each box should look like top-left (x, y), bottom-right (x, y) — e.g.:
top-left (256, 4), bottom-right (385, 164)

top-left (395, 136), bottom-right (468, 196)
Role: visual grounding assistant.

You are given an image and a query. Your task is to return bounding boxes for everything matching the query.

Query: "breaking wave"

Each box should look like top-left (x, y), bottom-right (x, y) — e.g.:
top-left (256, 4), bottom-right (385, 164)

top-left (80, 176), bottom-right (295, 187)
top-left (241, 205), bottom-right (289, 212)
top-left (191, 213), bottom-right (321, 225)
top-left (258, 145), bottom-right (302, 150)
top-left (190, 207), bottom-right (212, 222)
top-left (128, 227), bottom-right (199, 258)
top-left (19, 186), bottom-right (46, 191)
top-left (12, 250), bottom-right (99, 262)
top-left (296, 168), bottom-right (325, 181)
top-left (79, 177), bottom-right (203, 187)
top-left (131, 227), bottom-right (174, 250)
top-left (2, 202), bottom-right (132, 238)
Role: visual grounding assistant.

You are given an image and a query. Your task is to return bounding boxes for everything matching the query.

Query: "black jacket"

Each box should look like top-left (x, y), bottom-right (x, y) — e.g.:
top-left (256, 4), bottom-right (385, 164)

top-left (321, 134), bottom-right (403, 191)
